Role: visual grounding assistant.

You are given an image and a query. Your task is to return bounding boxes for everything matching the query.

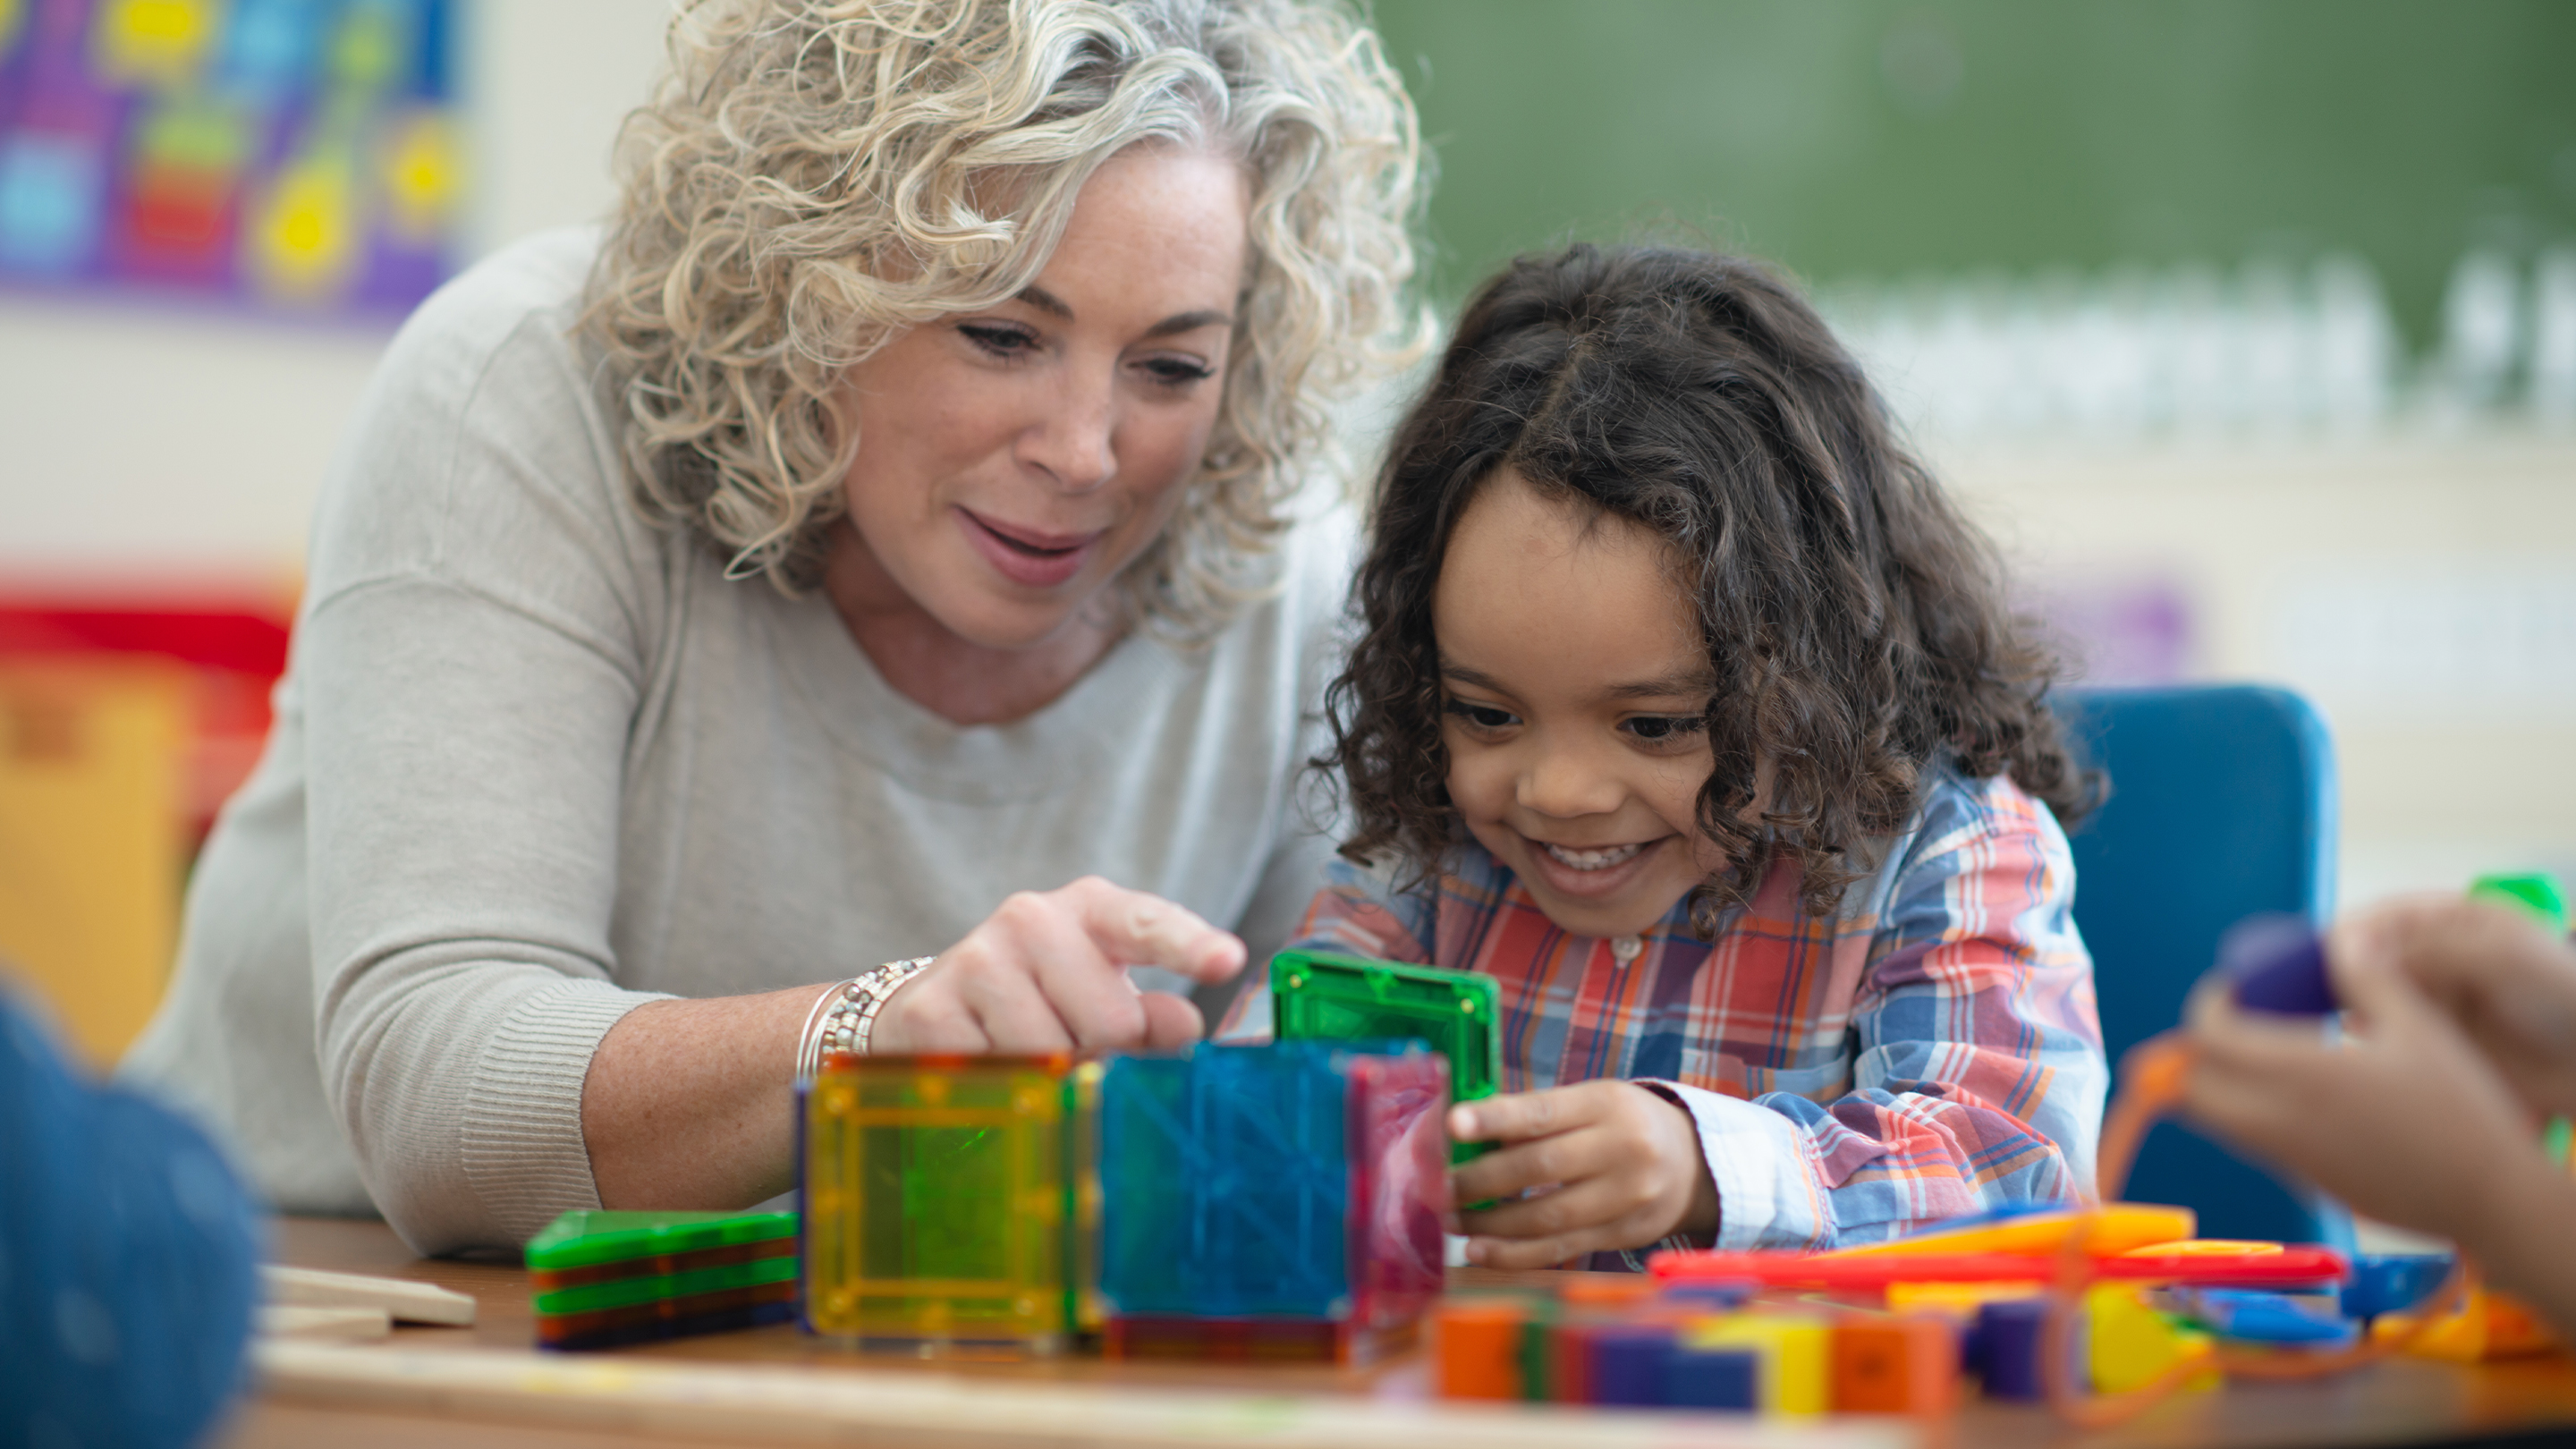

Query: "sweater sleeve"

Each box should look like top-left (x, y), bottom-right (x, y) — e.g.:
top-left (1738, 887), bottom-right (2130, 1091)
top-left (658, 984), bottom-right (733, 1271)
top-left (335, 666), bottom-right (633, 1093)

top-left (301, 265), bottom-right (674, 1253)
top-left (1656, 780), bottom-right (2107, 1250)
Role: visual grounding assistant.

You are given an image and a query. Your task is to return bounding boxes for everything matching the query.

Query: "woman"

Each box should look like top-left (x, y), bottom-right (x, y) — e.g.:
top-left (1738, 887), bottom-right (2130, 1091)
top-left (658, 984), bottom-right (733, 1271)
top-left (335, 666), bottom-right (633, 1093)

top-left (123, 0), bottom-right (1422, 1254)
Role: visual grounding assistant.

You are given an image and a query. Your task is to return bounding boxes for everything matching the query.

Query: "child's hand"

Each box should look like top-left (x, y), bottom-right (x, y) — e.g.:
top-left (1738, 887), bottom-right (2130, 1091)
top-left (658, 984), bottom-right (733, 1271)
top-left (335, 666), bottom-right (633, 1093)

top-left (1445, 1081), bottom-right (1718, 1269)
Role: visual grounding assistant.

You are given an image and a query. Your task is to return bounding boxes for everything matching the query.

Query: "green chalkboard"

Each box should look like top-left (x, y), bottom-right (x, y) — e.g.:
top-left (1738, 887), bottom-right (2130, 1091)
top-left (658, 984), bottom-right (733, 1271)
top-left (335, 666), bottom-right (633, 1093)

top-left (1370, 0), bottom-right (2576, 351)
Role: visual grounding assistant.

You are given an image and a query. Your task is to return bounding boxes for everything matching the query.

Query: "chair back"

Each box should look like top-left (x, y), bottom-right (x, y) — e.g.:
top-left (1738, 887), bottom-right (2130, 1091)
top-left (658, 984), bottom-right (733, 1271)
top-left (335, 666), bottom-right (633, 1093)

top-left (2053, 684), bottom-right (2353, 1248)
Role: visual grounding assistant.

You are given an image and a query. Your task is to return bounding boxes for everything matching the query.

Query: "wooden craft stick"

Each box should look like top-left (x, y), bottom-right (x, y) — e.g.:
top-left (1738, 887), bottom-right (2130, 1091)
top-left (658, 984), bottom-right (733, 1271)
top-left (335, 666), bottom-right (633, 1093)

top-left (258, 1305), bottom-right (393, 1342)
top-left (263, 1265), bottom-right (477, 1326)
top-left (257, 1341), bottom-right (1914, 1449)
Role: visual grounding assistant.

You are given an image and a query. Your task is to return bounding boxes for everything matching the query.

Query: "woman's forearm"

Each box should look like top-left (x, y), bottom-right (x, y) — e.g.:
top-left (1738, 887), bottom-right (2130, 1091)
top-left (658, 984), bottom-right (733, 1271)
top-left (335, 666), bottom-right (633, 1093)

top-left (580, 986), bottom-right (827, 1209)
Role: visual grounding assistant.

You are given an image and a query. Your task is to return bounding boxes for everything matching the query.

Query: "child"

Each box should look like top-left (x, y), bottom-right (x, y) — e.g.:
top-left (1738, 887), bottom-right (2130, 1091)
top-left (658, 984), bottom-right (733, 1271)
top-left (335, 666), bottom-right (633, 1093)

top-left (1233, 244), bottom-right (2107, 1267)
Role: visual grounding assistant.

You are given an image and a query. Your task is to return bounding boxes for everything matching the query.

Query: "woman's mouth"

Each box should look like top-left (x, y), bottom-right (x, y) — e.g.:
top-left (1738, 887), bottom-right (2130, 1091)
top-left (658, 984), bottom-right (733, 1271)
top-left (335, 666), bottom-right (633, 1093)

top-left (956, 507), bottom-right (1103, 589)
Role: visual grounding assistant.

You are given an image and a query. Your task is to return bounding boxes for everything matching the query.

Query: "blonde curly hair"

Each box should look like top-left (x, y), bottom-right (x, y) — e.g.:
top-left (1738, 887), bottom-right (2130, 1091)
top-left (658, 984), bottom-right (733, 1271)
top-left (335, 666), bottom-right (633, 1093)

top-left (584, 0), bottom-right (1427, 639)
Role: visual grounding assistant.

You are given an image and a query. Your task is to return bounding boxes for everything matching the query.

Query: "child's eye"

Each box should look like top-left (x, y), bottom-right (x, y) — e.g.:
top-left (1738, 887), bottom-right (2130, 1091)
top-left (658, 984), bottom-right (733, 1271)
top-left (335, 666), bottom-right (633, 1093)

top-left (1623, 714), bottom-right (1707, 746)
top-left (1444, 699), bottom-right (1520, 732)
top-left (958, 322), bottom-right (1038, 358)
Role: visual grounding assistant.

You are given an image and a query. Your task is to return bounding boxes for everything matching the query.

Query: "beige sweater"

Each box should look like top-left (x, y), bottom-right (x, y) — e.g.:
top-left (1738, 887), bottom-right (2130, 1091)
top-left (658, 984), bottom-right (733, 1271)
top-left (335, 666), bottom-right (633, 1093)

top-left (122, 229), bottom-right (1351, 1254)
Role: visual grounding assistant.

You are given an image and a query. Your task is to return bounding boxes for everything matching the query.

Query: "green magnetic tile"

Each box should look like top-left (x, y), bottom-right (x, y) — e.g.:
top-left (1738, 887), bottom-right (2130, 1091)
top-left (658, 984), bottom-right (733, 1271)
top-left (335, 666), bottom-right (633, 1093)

top-left (525, 1209), bottom-right (799, 1272)
top-left (2469, 872), bottom-right (2569, 934)
top-left (1270, 952), bottom-right (1499, 1102)
top-left (1271, 951), bottom-right (1498, 1177)
top-left (532, 1251), bottom-right (801, 1316)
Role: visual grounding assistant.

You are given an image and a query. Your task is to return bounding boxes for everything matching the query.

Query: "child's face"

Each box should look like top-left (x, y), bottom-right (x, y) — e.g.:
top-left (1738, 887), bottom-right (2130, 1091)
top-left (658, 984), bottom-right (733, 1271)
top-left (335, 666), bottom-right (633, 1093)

top-left (1434, 469), bottom-right (1724, 939)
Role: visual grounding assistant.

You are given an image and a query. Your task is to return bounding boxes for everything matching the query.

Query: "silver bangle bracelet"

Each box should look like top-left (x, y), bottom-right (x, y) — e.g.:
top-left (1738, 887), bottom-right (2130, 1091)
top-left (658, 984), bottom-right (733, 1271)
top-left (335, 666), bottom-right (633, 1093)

top-left (795, 957), bottom-right (936, 1085)
top-left (793, 979), bottom-right (856, 1087)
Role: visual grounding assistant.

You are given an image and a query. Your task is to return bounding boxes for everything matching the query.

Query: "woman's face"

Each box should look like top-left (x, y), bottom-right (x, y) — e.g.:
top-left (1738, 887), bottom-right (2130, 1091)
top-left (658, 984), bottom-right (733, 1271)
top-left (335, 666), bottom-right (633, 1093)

top-left (835, 144), bottom-right (1250, 651)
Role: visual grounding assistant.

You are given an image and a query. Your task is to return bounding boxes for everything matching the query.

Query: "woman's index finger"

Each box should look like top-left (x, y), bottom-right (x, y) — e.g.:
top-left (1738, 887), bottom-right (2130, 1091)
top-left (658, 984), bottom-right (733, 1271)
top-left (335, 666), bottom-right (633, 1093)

top-left (1065, 877), bottom-right (1247, 983)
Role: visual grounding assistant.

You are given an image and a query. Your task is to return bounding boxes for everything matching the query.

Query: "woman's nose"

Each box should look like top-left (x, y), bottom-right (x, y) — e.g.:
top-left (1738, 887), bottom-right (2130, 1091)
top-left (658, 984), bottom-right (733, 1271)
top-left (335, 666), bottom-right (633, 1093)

top-left (1022, 364), bottom-right (1118, 492)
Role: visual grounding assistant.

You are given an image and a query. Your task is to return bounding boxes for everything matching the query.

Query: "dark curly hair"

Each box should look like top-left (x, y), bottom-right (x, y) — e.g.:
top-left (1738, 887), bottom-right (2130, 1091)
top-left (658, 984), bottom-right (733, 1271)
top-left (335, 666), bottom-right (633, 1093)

top-left (1326, 243), bottom-right (2099, 928)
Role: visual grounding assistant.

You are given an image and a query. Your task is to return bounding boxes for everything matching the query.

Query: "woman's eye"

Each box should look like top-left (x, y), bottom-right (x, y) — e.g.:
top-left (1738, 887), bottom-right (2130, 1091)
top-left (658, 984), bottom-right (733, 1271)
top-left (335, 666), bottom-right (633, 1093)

top-left (959, 323), bottom-right (1038, 358)
top-left (1140, 355), bottom-right (1216, 386)
top-left (1445, 700), bottom-right (1518, 731)
top-left (1624, 715), bottom-right (1706, 744)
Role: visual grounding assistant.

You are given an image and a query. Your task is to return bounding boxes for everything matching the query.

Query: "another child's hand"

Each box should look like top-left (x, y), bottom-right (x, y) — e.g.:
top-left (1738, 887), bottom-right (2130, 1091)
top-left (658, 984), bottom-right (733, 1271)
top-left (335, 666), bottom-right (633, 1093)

top-left (2178, 938), bottom-right (2549, 1250)
top-left (2330, 895), bottom-right (2576, 1123)
top-left (1445, 1081), bottom-right (1718, 1269)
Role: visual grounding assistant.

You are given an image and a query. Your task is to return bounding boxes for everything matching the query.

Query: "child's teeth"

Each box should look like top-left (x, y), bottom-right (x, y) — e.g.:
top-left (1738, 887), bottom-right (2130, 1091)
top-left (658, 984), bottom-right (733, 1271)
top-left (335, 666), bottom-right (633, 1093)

top-left (1545, 842), bottom-right (1644, 870)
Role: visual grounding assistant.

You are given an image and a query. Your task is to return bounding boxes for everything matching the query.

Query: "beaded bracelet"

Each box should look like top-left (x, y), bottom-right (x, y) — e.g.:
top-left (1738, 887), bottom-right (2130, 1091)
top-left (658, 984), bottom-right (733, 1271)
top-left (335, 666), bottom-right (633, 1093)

top-left (793, 957), bottom-right (936, 1085)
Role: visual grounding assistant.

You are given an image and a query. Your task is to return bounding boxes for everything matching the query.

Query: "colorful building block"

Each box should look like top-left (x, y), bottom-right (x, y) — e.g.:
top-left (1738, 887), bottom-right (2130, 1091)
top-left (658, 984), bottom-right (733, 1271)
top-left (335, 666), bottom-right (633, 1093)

top-left (1829, 1316), bottom-right (1960, 1414)
top-left (526, 1209), bottom-right (800, 1352)
top-left (1969, 1298), bottom-right (2049, 1402)
top-left (2085, 1284), bottom-right (2216, 1394)
top-left (1433, 1298), bottom-right (1532, 1399)
top-left (1685, 1312), bottom-right (1832, 1413)
top-left (1821, 1201), bottom-right (2196, 1259)
top-left (2375, 1288), bottom-right (2562, 1361)
top-left (1586, 1324), bottom-right (1677, 1407)
top-left (2338, 1253), bottom-right (2453, 1325)
top-left (1269, 952), bottom-right (1497, 1165)
top-left (801, 1054), bottom-right (1089, 1353)
top-left (2173, 1289), bottom-right (2356, 1347)
top-left (1096, 1041), bottom-right (1446, 1361)
top-left (1665, 1343), bottom-right (1760, 1411)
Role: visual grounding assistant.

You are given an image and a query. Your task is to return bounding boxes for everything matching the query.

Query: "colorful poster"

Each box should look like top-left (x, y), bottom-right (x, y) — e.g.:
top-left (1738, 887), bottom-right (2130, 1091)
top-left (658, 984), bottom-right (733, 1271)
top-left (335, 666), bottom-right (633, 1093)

top-left (0, 0), bottom-right (460, 316)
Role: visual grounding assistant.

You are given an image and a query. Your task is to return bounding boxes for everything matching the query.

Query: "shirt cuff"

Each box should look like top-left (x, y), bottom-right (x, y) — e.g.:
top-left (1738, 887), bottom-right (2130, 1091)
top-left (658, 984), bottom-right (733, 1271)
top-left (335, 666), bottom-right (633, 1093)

top-left (459, 978), bottom-right (670, 1245)
top-left (1640, 1079), bottom-right (1833, 1251)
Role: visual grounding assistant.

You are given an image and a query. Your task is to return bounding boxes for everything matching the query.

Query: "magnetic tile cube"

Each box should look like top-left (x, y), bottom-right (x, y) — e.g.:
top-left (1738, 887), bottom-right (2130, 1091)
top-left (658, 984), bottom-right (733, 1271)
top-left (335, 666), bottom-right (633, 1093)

top-left (527, 1208), bottom-right (801, 1352)
top-left (1097, 1041), bottom-right (1446, 1360)
top-left (801, 1054), bottom-right (1093, 1352)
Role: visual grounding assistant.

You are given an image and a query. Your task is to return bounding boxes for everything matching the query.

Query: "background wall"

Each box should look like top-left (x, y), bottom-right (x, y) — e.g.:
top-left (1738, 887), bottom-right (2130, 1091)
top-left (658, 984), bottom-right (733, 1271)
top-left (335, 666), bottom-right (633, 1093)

top-left (1370, 0), bottom-right (2576, 909)
top-left (0, 0), bottom-right (677, 581)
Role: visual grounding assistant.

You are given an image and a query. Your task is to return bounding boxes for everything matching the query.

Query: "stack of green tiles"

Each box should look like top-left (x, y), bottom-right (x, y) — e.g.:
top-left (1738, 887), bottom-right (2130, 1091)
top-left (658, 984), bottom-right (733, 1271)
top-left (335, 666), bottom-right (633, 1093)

top-left (528, 1208), bottom-right (801, 1351)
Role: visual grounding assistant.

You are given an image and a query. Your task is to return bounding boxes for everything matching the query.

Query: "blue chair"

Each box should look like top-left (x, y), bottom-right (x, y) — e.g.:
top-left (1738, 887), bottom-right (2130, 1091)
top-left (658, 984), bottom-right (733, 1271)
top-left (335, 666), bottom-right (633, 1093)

top-left (2052, 684), bottom-right (2355, 1249)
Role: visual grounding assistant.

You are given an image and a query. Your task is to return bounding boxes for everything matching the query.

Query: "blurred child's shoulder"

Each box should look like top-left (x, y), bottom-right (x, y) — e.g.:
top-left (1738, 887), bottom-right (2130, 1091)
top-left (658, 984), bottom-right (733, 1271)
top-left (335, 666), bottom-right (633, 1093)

top-left (1856, 759), bottom-right (2075, 902)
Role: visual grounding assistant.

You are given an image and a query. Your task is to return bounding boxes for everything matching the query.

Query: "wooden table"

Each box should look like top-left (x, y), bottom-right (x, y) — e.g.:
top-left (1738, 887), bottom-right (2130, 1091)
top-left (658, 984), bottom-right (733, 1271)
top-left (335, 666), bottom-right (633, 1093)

top-left (221, 1217), bottom-right (2576, 1449)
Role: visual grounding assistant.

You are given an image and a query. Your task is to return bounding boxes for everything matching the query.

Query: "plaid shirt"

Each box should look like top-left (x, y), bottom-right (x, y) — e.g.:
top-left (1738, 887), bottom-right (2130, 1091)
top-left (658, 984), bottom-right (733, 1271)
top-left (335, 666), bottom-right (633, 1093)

top-left (1227, 767), bottom-right (2105, 1251)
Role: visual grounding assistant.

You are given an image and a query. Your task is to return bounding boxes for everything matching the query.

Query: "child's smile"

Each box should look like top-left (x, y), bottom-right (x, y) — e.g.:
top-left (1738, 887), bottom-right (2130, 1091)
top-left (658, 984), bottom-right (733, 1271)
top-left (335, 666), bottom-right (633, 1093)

top-left (1433, 467), bottom-right (1726, 940)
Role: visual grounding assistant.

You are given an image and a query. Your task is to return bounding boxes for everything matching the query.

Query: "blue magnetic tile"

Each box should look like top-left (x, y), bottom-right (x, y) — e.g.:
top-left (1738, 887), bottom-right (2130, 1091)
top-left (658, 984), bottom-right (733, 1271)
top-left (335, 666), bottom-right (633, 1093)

top-left (1098, 1044), bottom-right (1352, 1318)
top-left (1665, 1345), bottom-right (1758, 1410)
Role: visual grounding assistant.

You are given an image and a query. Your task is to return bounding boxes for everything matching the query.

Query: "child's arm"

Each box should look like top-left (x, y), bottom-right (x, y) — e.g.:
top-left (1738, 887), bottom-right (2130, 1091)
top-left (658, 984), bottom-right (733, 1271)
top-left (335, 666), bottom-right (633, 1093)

top-left (1626, 776), bottom-right (2106, 1252)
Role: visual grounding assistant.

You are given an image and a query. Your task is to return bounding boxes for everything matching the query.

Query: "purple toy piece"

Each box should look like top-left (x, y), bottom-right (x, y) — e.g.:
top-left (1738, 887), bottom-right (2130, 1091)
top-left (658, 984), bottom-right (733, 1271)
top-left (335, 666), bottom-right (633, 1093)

top-left (2219, 914), bottom-right (2336, 1016)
